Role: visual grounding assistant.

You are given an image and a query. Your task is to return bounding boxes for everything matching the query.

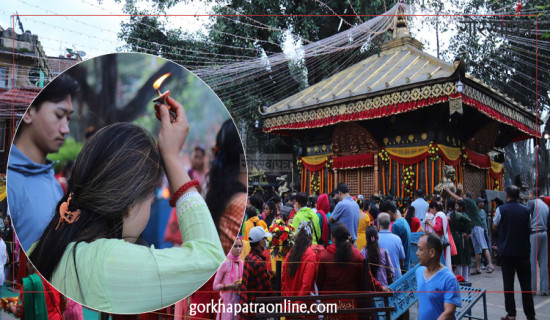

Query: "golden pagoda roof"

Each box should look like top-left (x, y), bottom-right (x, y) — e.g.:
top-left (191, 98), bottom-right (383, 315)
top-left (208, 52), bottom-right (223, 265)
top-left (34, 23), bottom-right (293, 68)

top-left (263, 35), bottom-right (455, 115)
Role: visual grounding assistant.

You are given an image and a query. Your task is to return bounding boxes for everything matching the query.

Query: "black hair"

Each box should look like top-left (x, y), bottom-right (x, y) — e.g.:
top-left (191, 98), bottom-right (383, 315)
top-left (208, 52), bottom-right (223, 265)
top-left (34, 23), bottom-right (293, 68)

top-left (249, 193), bottom-right (264, 213)
top-left (429, 201), bottom-right (443, 212)
top-left (416, 189), bottom-right (424, 197)
top-left (365, 226), bottom-right (381, 276)
top-left (264, 201), bottom-right (277, 226)
top-left (379, 200), bottom-right (397, 215)
top-left (405, 206), bottom-right (415, 228)
top-left (205, 119), bottom-right (247, 231)
top-left (29, 123), bottom-right (162, 281)
top-left (270, 194), bottom-right (281, 204)
top-left (246, 206), bottom-right (258, 218)
top-left (456, 200), bottom-right (465, 212)
top-left (362, 200), bottom-right (370, 211)
top-left (286, 223), bottom-right (312, 278)
top-left (329, 196), bottom-right (336, 212)
top-left (369, 202), bottom-right (379, 222)
top-left (31, 74), bottom-right (79, 110)
top-left (506, 185), bottom-right (520, 201)
top-left (332, 223), bottom-right (352, 264)
top-left (296, 192), bottom-right (308, 207)
top-left (446, 198), bottom-right (456, 211)
top-left (192, 144), bottom-right (206, 156)
top-left (421, 232), bottom-right (443, 258)
top-left (335, 183), bottom-right (349, 194)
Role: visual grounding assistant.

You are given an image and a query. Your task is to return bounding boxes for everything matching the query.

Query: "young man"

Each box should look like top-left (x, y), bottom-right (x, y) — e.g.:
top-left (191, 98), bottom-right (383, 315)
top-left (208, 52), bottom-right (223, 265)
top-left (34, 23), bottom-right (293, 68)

top-left (329, 183), bottom-right (360, 244)
top-left (7, 74), bottom-right (78, 250)
top-left (493, 185), bottom-right (536, 320)
top-left (415, 232), bottom-right (461, 320)
top-left (239, 226), bottom-right (273, 320)
top-left (291, 192), bottom-right (321, 245)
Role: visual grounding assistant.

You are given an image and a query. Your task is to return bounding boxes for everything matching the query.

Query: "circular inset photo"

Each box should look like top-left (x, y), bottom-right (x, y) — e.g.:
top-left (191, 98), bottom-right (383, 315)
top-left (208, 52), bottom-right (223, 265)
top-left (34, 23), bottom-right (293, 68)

top-left (6, 53), bottom-right (247, 313)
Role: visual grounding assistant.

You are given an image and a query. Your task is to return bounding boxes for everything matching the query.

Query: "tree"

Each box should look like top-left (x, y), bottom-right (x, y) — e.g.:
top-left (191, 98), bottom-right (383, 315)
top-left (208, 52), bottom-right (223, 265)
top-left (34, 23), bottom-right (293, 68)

top-left (440, 0), bottom-right (550, 192)
top-left (116, 0), bottom-right (395, 152)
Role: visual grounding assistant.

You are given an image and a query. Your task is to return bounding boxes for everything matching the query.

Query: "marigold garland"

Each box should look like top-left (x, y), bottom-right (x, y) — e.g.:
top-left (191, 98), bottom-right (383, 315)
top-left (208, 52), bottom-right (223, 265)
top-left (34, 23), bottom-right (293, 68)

top-left (310, 171), bottom-right (320, 194)
top-left (378, 149), bottom-right (390, 163)
top-left (401, 165), bottom-right (416, 198)
top-left (325, 155), bottom-right (333, 169)
top-left (428, 141), bottom-right (440, 160)
top-left (461, 144), bottom-right (468, 164)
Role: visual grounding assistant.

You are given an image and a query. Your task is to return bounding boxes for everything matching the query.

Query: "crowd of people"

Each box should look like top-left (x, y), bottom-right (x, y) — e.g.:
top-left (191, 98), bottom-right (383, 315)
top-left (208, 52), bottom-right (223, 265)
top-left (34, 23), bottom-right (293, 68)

top-left (203, 181), bottom-right (550, 320)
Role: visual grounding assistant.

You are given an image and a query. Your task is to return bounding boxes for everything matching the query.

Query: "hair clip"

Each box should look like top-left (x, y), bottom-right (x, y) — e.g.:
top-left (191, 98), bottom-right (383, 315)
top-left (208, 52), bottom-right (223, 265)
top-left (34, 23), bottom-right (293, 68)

top-left (55, 193), bottom-right (81, 230)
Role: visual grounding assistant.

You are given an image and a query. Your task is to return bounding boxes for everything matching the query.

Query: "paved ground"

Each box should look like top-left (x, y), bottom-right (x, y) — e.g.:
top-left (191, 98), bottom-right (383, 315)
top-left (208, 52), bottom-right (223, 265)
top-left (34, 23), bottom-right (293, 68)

top-left (2, 266), bottom-right (550, 319)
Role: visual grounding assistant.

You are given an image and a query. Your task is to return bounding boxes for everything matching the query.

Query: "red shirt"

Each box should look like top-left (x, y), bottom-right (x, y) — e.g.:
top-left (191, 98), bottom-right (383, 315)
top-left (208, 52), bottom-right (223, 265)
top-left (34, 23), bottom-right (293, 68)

top-left (317, 244), bottom-right (383, 293)
top-left (282, 247), bottom-right (318, 296)
top-left (410, 217), bottom-right (422, 232)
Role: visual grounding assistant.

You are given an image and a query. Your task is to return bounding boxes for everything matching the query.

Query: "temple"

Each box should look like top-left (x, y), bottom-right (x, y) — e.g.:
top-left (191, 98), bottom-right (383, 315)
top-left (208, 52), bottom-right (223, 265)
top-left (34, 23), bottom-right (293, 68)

top-left (260, 14), bottom-right (540, 199)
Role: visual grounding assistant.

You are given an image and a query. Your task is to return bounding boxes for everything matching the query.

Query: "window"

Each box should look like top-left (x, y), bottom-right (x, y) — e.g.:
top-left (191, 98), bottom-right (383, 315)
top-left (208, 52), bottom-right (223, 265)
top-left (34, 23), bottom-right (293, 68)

top-left (0, 67), bottom-right (7, 89)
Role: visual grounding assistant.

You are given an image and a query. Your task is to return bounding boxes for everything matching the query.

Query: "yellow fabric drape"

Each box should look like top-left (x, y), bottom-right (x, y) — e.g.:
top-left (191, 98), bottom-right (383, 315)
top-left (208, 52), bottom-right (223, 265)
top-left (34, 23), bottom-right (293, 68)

top-left (0, 184), bottom-right (5, 202)
top-left (301, 153), bottom-right (333, 166)
top-left (386, 146), bottom-right (429, 158)
top-left (438, 144), bottom-right (462, 162)
top-left (491, 161), bottom-right (503, 174)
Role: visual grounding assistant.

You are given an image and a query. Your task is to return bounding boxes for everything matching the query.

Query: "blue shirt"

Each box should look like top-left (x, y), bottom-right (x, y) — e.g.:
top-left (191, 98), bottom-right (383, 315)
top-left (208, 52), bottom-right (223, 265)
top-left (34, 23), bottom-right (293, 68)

top-left (391, 218), bottom-right (411, 271)
top-left (412, 198), bottom-right (429, 226)
top-left (331, 196), bottom-right (360, 242)
top-left (416, 265), bottom-right (462, 320)
top-left (7, 145), bottom-right (63, 251)
top-left (378, 230), bottom-right (405, 279)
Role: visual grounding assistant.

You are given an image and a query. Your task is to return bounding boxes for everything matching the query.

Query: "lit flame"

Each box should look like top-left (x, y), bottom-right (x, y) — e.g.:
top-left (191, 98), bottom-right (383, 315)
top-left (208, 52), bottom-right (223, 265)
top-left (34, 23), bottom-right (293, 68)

top-left (162, 187), bottom-right (170, 199)
top-left (153, 73), bottom-right (171, 90)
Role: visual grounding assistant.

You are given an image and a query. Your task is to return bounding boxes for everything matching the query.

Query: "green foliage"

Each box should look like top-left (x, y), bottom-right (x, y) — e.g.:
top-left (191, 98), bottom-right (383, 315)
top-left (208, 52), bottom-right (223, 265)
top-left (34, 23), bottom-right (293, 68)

top-left (117, 0), bottom-right (389, 153)
top-left (47, 137), bottom-right (83, 172)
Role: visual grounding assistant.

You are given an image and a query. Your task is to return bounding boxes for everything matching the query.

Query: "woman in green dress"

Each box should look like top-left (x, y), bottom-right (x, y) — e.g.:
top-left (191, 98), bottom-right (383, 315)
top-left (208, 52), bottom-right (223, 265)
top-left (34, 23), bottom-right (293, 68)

top-left (449, 199), bottom-right (472, 281)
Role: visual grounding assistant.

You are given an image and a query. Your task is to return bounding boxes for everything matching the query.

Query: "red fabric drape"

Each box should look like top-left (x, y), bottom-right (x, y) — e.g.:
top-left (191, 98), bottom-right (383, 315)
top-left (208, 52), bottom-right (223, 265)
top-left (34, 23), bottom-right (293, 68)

top-left (265, 95), bottom-right (450, 133)
top-left (388, 152), bottom-right (429, 165)
top-left (466, 149), bottom-right (492, 169)
top-left (489, 169), bottom-right (503, 180)
top-left (439, 150), bottom-right (461, 166)
top-left (302, 161), bottom-right (326, 172)
top-left (333, 153), bottom-right (374, 169)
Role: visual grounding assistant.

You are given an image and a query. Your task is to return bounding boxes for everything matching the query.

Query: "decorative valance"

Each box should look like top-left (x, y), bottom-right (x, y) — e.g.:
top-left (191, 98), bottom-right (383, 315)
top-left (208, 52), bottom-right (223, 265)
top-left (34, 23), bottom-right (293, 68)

top-left (263, 82), bottom-right (539, 138)
top-left (300, 154), bottom-right (332, 172)
top-left (333, 153), bottom-right (375, 169)
top-left (461, 85), bottom-right (539, 137)
top-left (263, 82), bottom-right (457, 133)
top-left (378, 142), bottom-right (503, 177)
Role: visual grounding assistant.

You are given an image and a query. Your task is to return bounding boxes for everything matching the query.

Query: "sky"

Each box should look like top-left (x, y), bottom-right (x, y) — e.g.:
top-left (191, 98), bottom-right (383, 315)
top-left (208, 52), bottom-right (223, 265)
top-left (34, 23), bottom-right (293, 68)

top-left (1, 0), bottom-right (212, 59)
top-left (1, 0), bottom-right (453, 60)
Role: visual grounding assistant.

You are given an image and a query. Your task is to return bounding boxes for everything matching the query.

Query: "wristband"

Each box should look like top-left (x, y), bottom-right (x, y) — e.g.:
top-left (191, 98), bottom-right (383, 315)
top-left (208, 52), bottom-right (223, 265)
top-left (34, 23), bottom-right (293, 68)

top-left (169, 179), bottom-right (200, 207)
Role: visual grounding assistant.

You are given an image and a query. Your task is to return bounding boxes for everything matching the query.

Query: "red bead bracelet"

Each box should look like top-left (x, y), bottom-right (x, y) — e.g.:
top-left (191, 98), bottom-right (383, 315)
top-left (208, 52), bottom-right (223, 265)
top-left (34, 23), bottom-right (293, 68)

top-left (169, 179), bottom-right (200, 207)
